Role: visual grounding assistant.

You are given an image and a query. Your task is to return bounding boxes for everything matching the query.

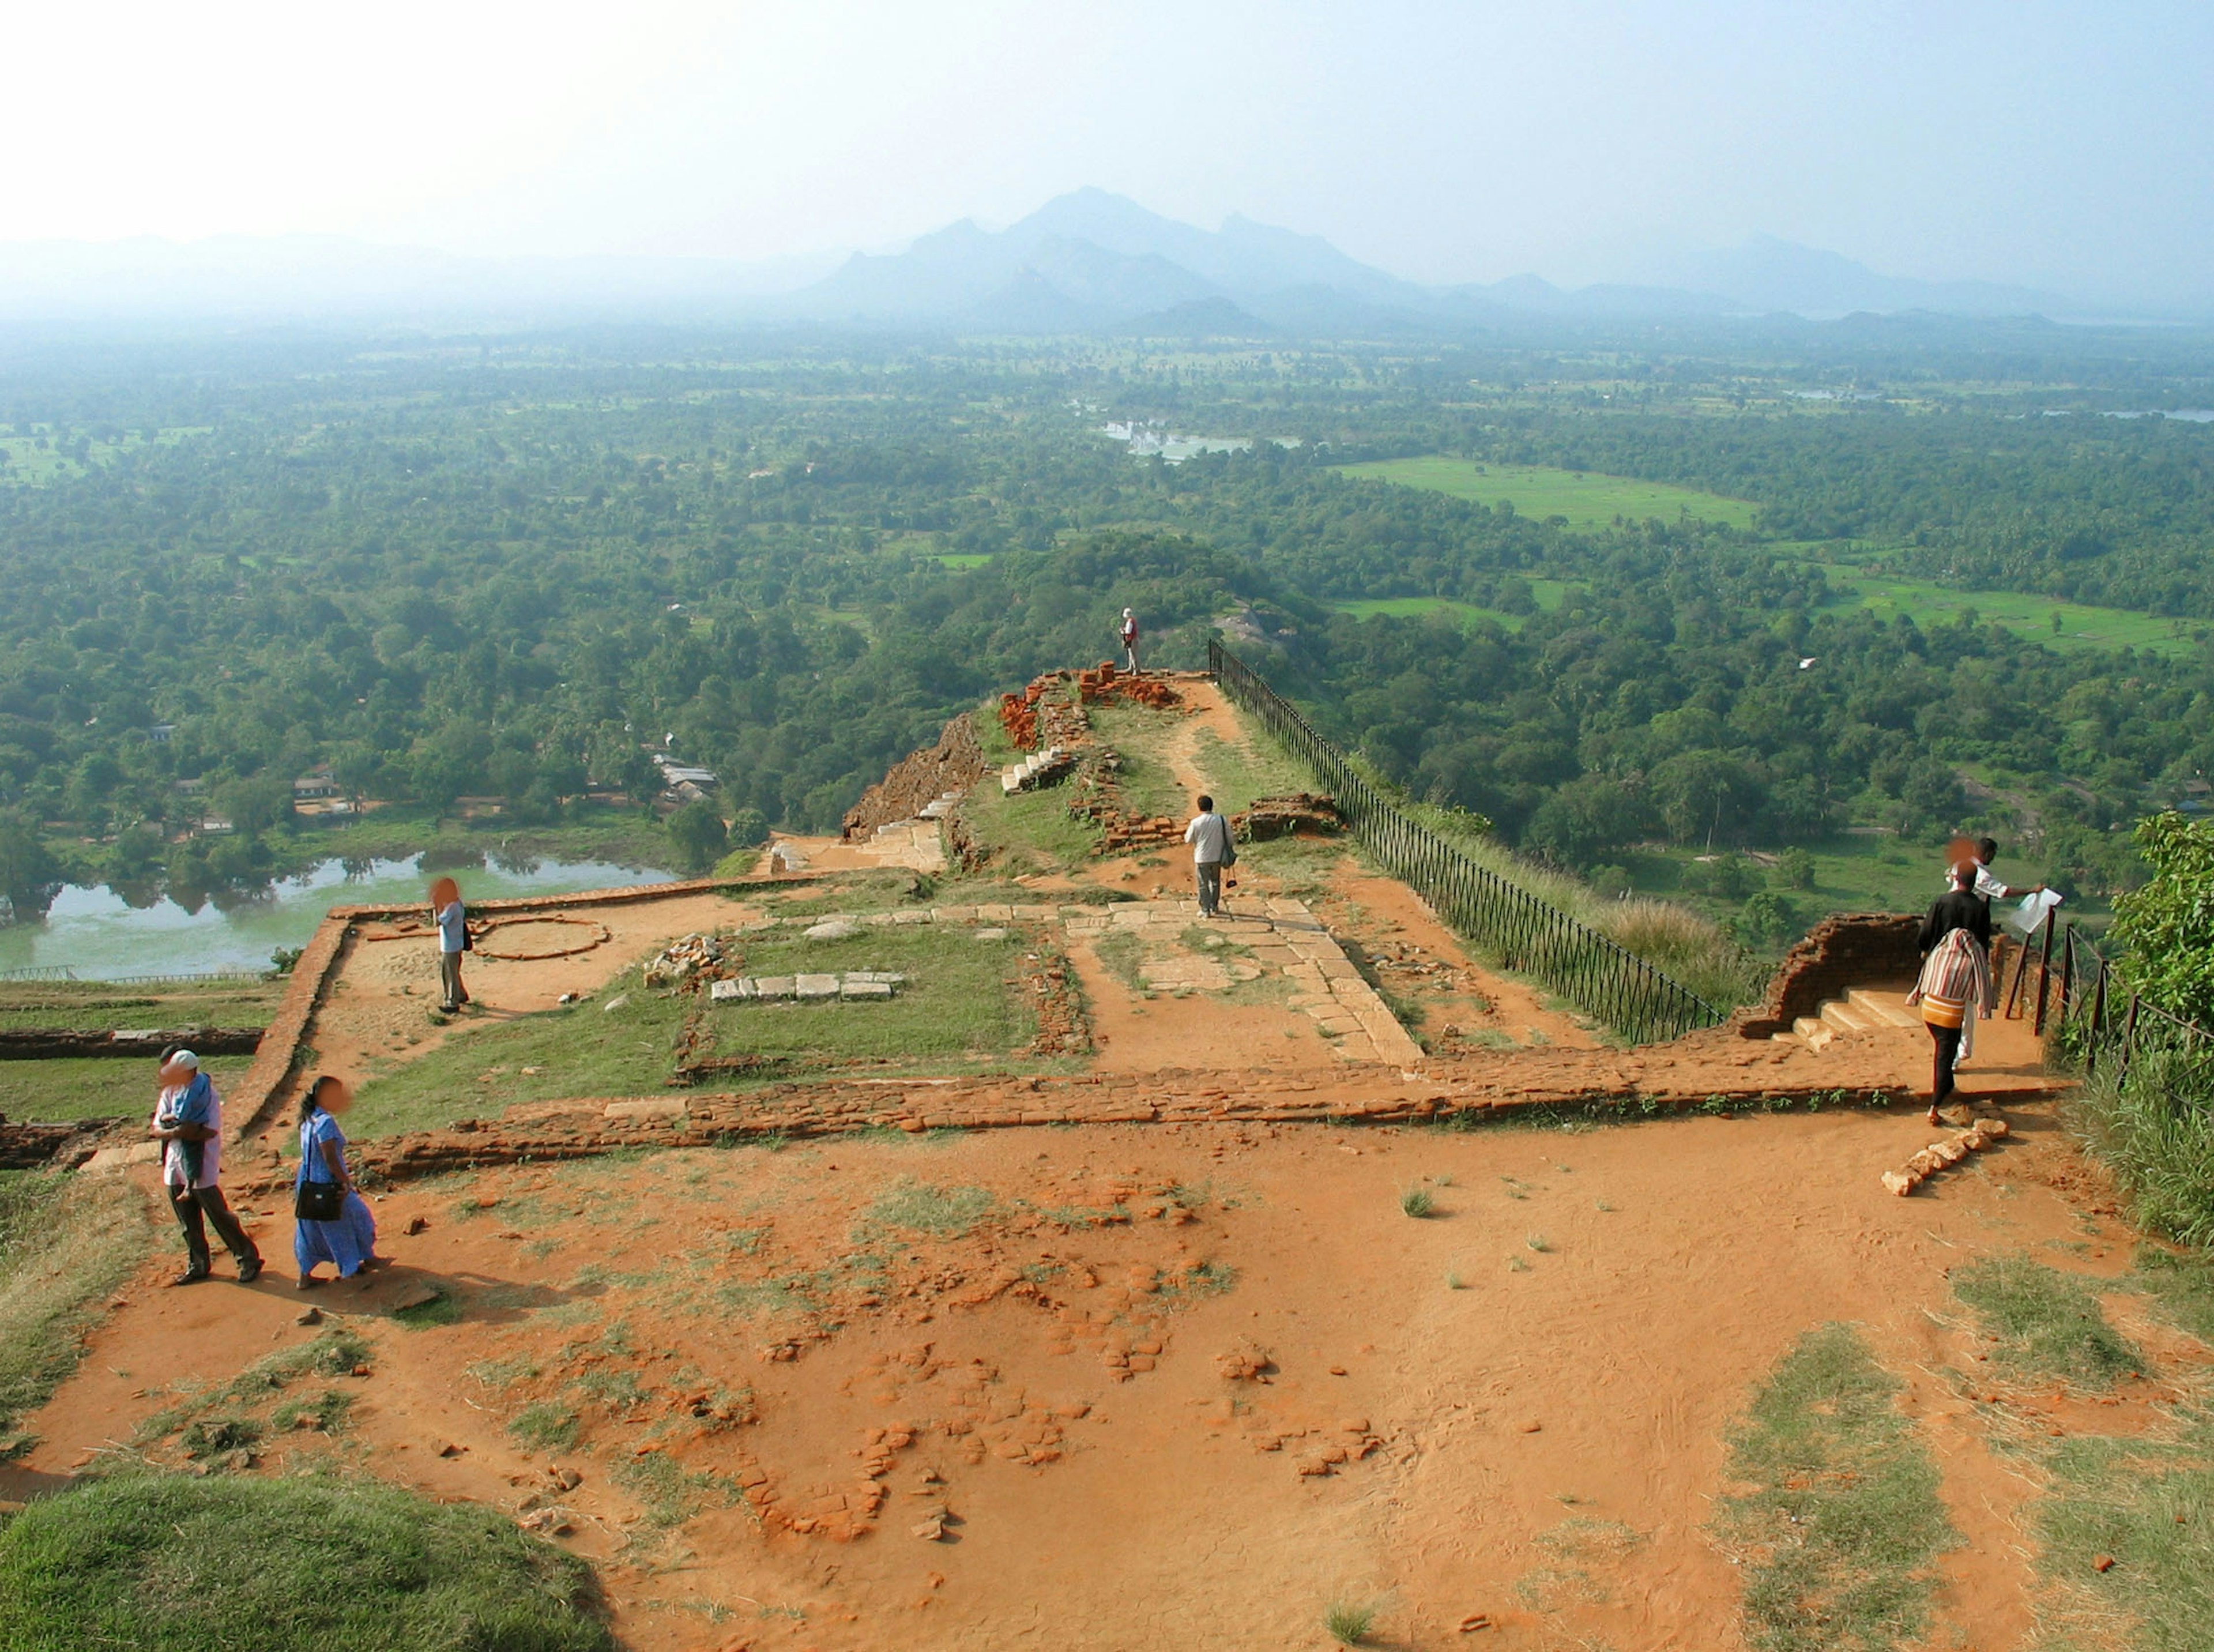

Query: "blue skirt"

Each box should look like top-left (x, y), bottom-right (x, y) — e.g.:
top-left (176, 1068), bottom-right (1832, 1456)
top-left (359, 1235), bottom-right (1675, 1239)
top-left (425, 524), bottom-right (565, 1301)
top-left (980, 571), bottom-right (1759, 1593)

top-left (294, 1190), bottom-right (378, 1278)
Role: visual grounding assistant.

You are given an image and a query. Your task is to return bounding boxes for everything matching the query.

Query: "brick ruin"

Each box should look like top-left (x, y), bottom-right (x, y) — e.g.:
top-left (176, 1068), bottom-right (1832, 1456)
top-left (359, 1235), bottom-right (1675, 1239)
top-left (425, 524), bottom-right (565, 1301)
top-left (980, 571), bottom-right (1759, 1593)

top-left (1735, 912), bottom-right (1922, 1038)
top-left (841, 713), bottom-right (989, 840)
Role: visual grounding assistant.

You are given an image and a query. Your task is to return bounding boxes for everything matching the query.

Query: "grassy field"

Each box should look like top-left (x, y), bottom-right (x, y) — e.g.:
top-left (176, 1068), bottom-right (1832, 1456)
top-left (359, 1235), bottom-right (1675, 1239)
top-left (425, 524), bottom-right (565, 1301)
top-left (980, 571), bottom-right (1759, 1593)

top-left (0, 977), bottom-right (283, 1034)
top-left (1338, 457), bottom-right (1759, 530)
top-left (1330, 579), bottom-right (1580, 632)
top-left (1803, 556), bottom-right (2204, 659)
top-left (701, 926), bottom-right (1042, 1067)
top-left (0, 1475), bottom-right (613, 1651)
top-left (2, 1055), bottom-right (257, 1124)
top-left (0, 1168), bottom-right (154, 1442)
top-left (347, 913), bottom-right (1056, 1137)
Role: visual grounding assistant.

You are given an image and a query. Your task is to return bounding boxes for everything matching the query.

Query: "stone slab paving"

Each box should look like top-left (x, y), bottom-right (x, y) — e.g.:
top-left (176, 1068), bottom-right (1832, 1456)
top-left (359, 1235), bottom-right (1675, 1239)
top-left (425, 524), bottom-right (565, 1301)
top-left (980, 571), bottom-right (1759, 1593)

top-left (707, 894), bottom-right (1421, 1064)
top-left (1060, 895), bottom-right (1425, 1066)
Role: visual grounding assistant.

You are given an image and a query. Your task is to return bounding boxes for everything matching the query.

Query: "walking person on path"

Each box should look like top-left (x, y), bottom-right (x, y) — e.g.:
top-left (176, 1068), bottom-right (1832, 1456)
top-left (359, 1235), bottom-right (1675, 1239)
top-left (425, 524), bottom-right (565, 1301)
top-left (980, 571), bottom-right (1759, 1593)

top-left (292, 1075), bottom-right (382, 1290)
top-left (150, 1047), bottom-right (262, 1286)
top-left (1118, 607), bottom-right (1140, 674)
top-left (1184, 793), bottom-right (1234, 918)
top-left (430, 874), bottom-right (470, 1013)
top-left (1907, 866), bottom-right (1995, 1126)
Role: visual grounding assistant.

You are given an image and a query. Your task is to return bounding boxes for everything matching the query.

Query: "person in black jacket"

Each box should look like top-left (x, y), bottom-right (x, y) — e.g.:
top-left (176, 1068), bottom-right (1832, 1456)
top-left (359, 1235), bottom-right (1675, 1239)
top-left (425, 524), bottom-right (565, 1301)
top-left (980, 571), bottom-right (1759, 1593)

top-left (1918, 869), bottom-right (1991, 957)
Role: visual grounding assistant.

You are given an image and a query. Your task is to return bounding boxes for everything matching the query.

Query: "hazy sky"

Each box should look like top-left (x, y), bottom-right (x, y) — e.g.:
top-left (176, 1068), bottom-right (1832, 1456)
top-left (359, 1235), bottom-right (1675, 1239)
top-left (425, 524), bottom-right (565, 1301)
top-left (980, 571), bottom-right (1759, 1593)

top-left (8, 1), bottom-right (2211, 303)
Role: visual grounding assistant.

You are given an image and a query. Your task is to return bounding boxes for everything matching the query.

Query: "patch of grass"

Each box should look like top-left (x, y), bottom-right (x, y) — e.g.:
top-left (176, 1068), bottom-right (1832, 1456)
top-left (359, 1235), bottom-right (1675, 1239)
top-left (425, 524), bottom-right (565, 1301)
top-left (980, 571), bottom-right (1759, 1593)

top-left (1714, 1322), bottom-right (1956, 1652)
top-left (509, 1403), bottom-right (583, 1452)
top-left (1398, 1186), bottom-right (1436, 1219)
top-left (1808, 555), bottom-right (2198, 658)
top-left (1322, 1598), bottom-right (1377, 1646)
top-left (1525, 1232), bottom-right (1552, 1253)
top-left (1090, 928), bottom-right (1147, 992)
top-left (704, 925), bottom-right (1050, 1073)
top-left (860, 1179), bottom-right (996, 1240)
top-left (1339, 455), bottom-right (1759, 529)
top-left (349, 989), bottom-right (691, 1138)
top-left (178, 1416), bottom-right (262, 1462)
top-left (270, 1388), bottom-right (353, 1434)
top-left (2065, 1046), bottom-right (2214, 1247)
top-left (2133, 1244), bottom-right (2214, 1343)
top-left (1952, 1255), bottom-right (2143, 1388)
top-left (1155, 1259), bottom-right (1238, 1308)
top-left (963, 765), bottom-right (1104, 871)
top-left (0, 1473), bottom-right (613, 1650)
top-left (615, 1450), bottom-right (738, 1531)
top-left (0, 1169), bottom-right (153, 1438)
top-left (0, 977), bottom-right (282, 1034)
top-left (0, 1055), bottom-right (257, 1124)
top-left (391, 1289), bottom-right (462, 1329)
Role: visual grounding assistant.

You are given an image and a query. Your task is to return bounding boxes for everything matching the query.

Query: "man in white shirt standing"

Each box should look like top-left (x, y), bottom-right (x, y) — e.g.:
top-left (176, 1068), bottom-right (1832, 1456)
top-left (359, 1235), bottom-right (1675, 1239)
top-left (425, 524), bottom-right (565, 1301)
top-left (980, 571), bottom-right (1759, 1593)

top-left (150, 1047), bottom-right (262, 1286)
top-left (1119, 608), bottom-right (1140, 674)
top-left (1183, 793), bottom-right (1233, 918)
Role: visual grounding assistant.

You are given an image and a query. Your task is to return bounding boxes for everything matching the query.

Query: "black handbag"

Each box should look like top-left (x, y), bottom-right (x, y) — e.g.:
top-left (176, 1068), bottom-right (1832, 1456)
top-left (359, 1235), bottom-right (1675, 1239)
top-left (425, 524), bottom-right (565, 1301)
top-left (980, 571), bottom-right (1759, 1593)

top-left (295, 1178), bottom-right (347, 1222)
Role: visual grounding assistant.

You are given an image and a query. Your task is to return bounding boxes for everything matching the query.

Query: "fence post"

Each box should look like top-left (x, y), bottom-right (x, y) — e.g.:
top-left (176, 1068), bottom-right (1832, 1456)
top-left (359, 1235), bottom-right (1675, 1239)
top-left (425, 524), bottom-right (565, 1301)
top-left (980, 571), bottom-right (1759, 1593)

top-left (2086, 962), bottom-right (2107, 1077)
top-left (2032, 910), bottom-right (2057, 1037)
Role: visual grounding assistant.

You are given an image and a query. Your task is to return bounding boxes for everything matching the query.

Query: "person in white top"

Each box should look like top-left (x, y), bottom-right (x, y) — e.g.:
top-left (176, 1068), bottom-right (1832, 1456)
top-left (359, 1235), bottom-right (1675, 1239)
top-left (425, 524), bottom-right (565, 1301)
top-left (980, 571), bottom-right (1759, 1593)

top-left (430, 874), bottom-right (470, 1013)
top-left (1945, 836), bottom-right (2046, 909)
top-left (1118, 608), bottom-right (1140, 674)
top-left (150, 1046), bottom-right (262, 1286)
top-left (1183, 793), bottom-right (1234, 917)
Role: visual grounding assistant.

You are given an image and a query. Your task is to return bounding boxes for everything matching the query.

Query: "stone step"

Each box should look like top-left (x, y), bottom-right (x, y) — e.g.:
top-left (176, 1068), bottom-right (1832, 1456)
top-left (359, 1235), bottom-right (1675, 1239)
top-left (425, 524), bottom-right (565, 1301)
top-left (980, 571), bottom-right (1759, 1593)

top-left (1848, 988), bottom-right (1922, 1030)
top-left (1792, 1016), bottom-right (1836, 1052)
top-left (1820, 999), bottom-right (1874, 1035)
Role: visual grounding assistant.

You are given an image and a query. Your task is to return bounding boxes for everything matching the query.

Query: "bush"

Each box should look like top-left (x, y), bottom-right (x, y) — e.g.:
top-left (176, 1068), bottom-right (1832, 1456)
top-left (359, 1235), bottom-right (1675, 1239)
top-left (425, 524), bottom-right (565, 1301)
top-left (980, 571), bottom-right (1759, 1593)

top-left (664, 800), bottom-right (728, 874)
top-left (0, 1474), bottom-right (613, 1651)
top-left (2066, 1044), bottom-right (2214, 1248)
top-left (1774, 846), bottom-right (1816, 891)
top-left (2111, 812), bottom-right (2214, 1023)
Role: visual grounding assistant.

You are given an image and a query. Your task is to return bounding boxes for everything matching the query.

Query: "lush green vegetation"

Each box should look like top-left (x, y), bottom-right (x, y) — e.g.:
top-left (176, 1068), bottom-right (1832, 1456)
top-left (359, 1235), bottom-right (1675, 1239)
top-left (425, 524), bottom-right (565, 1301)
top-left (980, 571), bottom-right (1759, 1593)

top-left (3, 321), bottom-right (2213, 962)
top-left (0, 1474), bottom-right (613, 1651)
top-left (1714, 1322), bottom-right (1955, 1652)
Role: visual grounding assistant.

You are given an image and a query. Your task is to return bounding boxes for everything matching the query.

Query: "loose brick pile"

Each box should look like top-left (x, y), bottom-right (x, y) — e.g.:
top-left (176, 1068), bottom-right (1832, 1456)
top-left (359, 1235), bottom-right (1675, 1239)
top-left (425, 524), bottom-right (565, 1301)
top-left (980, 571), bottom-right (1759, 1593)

top-left (1075, 661), bottom-right (1183, 710)
top-left (998, 672), bottom-right (1091, 753)
top-left (1065, 750), bottom-right (1185, 854)
top-left (1232, 793), bottom-right (1343, 841)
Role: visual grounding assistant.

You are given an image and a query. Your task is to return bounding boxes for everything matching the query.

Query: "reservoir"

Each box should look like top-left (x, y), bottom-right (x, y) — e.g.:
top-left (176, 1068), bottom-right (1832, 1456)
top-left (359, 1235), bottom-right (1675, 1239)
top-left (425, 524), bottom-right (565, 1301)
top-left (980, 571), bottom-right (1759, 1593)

top-left (0, 855), bottom-right (675, 980)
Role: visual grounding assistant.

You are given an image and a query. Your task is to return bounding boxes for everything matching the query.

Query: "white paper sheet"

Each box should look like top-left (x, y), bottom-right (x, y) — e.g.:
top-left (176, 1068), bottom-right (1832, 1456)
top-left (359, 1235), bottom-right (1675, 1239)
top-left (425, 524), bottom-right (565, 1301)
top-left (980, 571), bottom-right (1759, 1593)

top-left (2009, 888), bottom-right (2063, 936)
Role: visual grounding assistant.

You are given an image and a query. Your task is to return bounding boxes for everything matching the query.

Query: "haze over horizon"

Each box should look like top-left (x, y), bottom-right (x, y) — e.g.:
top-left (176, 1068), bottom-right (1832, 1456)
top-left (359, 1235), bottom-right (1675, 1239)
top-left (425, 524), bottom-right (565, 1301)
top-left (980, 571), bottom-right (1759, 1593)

top-left (6, 1), bottom-right (2211, 314)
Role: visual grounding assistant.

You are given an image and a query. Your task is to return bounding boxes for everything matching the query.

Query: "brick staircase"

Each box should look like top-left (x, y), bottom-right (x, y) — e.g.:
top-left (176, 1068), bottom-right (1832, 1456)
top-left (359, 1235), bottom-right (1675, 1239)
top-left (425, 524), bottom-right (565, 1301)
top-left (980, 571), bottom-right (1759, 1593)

top-left (1771, 986), bottom-right (1924, 1053)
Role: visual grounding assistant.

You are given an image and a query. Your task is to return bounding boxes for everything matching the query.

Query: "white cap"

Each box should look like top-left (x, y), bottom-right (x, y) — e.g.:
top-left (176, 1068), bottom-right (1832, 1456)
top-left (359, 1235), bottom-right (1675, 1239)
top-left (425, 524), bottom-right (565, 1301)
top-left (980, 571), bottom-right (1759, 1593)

top-left (1123, 607), bottom-right (1133, 616)
top-left (170, 1049), bottom-right (200, 1070)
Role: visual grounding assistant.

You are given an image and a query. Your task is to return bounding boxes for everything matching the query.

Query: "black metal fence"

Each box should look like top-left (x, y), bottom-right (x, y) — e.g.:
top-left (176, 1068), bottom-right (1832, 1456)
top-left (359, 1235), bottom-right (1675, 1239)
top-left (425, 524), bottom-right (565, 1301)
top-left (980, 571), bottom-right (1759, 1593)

top-left (2010, 911), bottom-right (2212, 1079)
top-left (1208, 639), bottom-right (1725, 1044)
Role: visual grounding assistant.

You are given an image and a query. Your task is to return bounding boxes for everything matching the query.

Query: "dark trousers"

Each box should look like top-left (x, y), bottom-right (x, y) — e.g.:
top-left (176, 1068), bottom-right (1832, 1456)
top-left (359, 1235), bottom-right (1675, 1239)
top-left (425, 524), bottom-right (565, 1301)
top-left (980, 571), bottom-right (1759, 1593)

top-left (1927, 1023), bottom-right (1963, 1109)
top-left (170, 1183), bottom-right (260, 1275)
top-left (1196, 862), bottom-right (1223, 916)
top-left (439, 950), bottom-right (469, 1009)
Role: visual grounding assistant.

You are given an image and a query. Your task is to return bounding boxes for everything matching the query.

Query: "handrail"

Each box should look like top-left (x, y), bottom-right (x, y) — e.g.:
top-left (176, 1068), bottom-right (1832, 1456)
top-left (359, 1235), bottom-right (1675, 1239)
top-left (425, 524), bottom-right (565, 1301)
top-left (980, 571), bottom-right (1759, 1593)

top-left (1208, 638), bottom-right (1725, 1044)
top-left (2022, 911), bottom-right (2213, 1083)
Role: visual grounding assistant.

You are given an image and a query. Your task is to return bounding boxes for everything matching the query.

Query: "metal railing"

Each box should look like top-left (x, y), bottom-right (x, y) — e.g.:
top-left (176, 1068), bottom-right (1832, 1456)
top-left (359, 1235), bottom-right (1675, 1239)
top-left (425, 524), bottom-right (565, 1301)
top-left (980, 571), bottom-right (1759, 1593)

top-left (0, 964), bottom-right (268, 987)
top-left (2011, 912), bottom-right (2212, 1079)
top-left (1208, 638), bottom-right (1725, 1044)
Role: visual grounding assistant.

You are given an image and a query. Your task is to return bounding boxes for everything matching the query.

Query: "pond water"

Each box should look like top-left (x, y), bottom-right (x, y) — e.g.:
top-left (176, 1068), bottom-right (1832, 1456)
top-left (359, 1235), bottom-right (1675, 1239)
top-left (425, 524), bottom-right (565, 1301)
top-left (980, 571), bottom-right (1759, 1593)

top-left (0, 856), bottom-right (675, 980)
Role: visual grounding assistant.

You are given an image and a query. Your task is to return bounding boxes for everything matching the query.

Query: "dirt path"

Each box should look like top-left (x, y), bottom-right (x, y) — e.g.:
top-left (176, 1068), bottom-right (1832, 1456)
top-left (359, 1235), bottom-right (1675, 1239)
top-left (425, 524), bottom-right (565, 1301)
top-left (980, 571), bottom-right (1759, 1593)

top-left (25, 1101), bottom-right (2127, 1651)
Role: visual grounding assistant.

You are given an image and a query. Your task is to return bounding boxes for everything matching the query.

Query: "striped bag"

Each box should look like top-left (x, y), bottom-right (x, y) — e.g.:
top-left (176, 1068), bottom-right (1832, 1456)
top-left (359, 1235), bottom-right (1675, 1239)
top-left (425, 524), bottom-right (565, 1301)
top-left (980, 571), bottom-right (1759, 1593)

top-left (1907, 928), bottom-right (1992, 1055)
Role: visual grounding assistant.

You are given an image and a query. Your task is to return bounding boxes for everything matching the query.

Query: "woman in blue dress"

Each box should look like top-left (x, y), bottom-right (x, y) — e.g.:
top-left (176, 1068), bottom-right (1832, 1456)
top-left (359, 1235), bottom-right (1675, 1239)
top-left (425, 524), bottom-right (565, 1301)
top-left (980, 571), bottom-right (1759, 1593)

top-left (294, 1075), bottom-right (381, 1288)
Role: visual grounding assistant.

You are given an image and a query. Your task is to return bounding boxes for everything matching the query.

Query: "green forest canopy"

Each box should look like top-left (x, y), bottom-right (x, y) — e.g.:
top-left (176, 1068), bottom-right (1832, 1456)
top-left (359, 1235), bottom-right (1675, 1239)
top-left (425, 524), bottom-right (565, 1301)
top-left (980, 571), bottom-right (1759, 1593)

top-left (2, 320), bottom-right (2212, 948)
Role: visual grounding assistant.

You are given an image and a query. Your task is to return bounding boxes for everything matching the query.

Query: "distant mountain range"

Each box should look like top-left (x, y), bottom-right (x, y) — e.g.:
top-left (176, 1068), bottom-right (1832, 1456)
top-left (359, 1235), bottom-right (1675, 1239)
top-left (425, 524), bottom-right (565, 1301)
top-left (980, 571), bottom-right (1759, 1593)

top-left (0, 190), bottom-right (2099, 331)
